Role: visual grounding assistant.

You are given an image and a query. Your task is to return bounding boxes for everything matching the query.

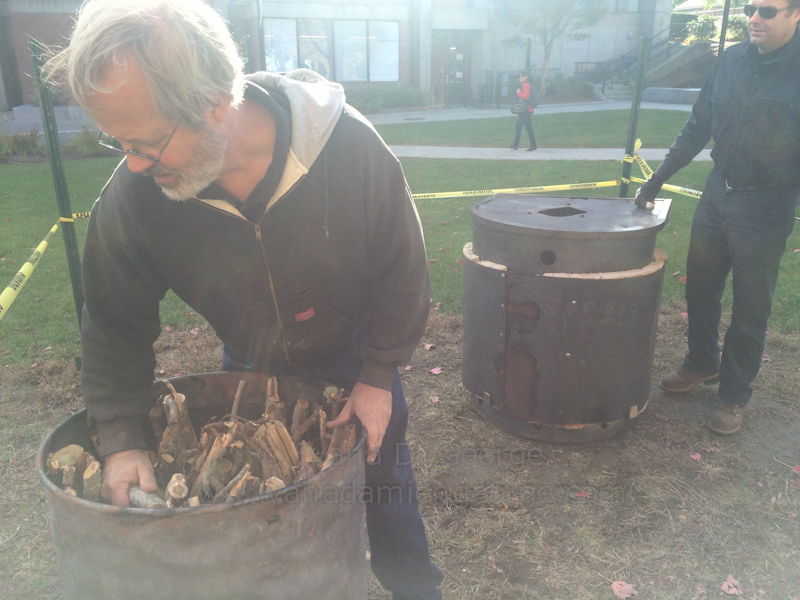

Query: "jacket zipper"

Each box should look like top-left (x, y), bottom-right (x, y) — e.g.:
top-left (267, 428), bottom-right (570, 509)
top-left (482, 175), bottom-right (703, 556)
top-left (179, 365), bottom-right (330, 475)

top-left (254, 223), bottom-right (292, 365)
top-left (252, 174), bottom-right (307, 366)
top-left (191, 173), bottom-right (307, 367)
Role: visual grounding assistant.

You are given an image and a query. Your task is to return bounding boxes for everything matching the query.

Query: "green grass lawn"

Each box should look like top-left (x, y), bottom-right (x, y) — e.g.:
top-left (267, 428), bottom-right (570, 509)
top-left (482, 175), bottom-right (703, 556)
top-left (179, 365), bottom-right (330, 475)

top-left (2, 120), bottom-right (799, 365)
top-left (376, 109), bottom-right (695, 148)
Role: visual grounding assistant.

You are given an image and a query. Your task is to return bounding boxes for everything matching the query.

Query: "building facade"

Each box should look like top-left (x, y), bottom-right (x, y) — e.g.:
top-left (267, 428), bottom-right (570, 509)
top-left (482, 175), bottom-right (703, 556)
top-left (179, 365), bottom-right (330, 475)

top-left (1, 0), bottom-right (672, 111)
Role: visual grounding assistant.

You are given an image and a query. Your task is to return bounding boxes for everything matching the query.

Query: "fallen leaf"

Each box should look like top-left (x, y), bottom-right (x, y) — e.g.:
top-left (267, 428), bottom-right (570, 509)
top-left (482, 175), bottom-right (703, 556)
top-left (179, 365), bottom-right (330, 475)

top-left (679, 276), bottom-right (687, 283)
top-left (611, 580), bottom-right (637, 598)
top-left (424, 344), bottom-right (436, 351)
top-left (690, 453), bottom-right (702, 461)
top-left (429, 367), bottom-right (443, 375)
top-left (720, 574), bottom-right (742, 595)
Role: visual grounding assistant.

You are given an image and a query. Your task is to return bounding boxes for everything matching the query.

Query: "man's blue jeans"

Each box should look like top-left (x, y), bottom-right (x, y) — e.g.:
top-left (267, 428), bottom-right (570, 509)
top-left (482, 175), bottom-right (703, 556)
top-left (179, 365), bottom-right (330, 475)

top-left (683, 169), bottom-right (799, 406)
top-left (222, 336), bottom-right (443, 600)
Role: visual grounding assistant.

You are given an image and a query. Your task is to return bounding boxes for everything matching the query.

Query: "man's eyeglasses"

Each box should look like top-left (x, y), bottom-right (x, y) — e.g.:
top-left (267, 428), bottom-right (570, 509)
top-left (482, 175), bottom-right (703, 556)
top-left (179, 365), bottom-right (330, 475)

top-left (743, 4), bottom-right (793, 19)
top-left (98, 124), bottom-right (179, 163)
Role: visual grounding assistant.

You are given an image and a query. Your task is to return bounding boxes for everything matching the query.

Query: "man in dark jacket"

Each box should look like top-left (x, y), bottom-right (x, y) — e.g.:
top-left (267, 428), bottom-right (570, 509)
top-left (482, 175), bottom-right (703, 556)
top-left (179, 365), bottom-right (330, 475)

top-left (47, 0), bottom-right (443, 597)
top-left (636, 0), bottom-right (800, 435)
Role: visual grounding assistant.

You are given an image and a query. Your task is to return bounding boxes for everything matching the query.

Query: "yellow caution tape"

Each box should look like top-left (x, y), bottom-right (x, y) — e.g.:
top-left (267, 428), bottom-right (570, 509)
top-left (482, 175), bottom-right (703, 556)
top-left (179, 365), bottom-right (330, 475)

top-left (0, 224), bottom-right (59, 322)
top-left (630, 176), bottom-right (702, 199)
top-left (630, 140), bottom-right (702, 199)
top-left (412, 180), bottom-right (621, 200)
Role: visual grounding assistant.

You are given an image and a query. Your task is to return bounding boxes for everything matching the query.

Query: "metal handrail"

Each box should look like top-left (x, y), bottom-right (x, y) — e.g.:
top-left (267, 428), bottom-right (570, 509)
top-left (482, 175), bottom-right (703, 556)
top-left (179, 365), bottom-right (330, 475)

top-left (574, 24), bottom-right (692, 92)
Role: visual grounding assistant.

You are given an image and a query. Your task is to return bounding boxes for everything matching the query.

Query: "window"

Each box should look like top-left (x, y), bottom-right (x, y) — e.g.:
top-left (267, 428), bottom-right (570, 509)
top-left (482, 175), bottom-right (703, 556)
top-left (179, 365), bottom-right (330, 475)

top-left (369, 21), bottom-right (400, 82)
top-left (263, 18), bottom-right (400, 82)
top-left (264, 19), bottom-right (298, 72)
top-left (334, 20), bottom-right (368, 82)
top-left (299, 19), bottom-right (333, 78)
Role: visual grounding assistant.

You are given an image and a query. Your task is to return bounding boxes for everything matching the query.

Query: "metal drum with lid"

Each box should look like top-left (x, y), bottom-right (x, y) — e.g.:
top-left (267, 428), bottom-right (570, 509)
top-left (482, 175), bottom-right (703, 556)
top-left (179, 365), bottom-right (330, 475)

top-left (462, 194), bottom-right (671, 442)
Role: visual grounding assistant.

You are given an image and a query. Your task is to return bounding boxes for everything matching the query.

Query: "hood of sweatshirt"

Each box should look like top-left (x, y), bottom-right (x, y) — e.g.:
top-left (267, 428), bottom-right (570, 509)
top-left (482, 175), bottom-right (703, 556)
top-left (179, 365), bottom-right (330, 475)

top-left (244, 69), bottom-right (346, 213)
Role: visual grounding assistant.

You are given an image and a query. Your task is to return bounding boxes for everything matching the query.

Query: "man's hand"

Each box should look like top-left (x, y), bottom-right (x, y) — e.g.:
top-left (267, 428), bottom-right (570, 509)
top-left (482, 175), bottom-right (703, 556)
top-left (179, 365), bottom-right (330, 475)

top-left (634, 187), bottom-right (656, 209)
top-left (327, 382), bottom-right (392, 464)
top-left (101, 449), bottom-right (158, 506)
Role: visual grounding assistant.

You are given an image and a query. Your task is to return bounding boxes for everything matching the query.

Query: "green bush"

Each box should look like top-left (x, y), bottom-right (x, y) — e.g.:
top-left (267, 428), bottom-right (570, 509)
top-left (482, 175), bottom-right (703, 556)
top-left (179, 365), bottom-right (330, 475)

top-left (343, 84), bottom-right (427, 113)
top-left (62, 127), bottom-right (117, 158)
top-left (0, 125), bottom-right (44, 159)
top-left (543, 73), bottom-right (595, 102)
top-left (725, 15), bottom-right (749, 42)
top-left (686, 15), bottom-right (718, 42)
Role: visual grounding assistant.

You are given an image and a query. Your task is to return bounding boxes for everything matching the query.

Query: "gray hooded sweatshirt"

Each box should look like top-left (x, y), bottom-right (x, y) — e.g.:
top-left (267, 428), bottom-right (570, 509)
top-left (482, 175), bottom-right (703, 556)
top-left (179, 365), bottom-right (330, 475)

top-left (80, 70), bottom-right (430, 455)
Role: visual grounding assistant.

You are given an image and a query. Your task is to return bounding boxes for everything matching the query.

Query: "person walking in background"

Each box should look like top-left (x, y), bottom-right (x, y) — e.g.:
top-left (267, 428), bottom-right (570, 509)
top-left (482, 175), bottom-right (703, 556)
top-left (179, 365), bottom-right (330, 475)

top-left (636, 0), bottom-right (800, 435)
top-left (509, 72), bottom-right (537, 151)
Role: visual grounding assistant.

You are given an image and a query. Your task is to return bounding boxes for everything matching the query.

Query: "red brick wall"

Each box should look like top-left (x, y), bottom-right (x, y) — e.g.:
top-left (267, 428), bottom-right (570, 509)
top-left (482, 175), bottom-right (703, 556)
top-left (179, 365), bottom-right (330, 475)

top-left (11, 13), bottom-right (76, 104)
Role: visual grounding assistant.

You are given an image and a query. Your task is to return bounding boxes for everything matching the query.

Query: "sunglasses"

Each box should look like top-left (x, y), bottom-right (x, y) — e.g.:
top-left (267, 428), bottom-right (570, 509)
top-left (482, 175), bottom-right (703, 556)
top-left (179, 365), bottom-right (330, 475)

top-left (98, 123), bottom-right (179, 164)
top-left (743, 4), bottom-right (793, 18)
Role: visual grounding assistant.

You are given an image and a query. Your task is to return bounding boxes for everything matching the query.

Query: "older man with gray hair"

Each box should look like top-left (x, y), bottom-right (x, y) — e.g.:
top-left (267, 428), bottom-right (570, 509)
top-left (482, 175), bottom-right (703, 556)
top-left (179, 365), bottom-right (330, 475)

top-left (47, 0), bottom-right (443, 597)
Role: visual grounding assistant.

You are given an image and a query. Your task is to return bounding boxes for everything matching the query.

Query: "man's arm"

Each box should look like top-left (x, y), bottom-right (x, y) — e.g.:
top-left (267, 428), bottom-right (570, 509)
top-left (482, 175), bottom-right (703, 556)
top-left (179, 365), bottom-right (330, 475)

top-left (637, 65), bottom-right (718, 204)
top-left (81, 181), bottom-right (169, 504)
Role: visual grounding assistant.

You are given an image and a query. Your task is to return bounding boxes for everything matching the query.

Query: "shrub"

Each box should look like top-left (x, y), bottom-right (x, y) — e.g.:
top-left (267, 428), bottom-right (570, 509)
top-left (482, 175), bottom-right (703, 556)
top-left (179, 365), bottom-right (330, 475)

top-left (0, 124), bottom-right (44, 159)
top-left (686, 15), bottom-right (718, 42)
top-left (543, 73), bottom-right (595, 101)
top-left (342, 84), bottom-right (427, 113)
top-left (62, 127), bottom-right (116, 158)
top-left (725, 15), bottom-right (748, 42)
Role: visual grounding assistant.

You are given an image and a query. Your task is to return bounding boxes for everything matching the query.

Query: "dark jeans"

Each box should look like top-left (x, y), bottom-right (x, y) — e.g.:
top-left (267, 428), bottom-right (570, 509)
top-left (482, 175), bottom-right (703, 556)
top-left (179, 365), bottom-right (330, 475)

top-left (513, 111), bottom-right (536, 148)
top-left (683, 168), bottom-right (799, 406)
top-left (222, 337), bottom-right (443, 600)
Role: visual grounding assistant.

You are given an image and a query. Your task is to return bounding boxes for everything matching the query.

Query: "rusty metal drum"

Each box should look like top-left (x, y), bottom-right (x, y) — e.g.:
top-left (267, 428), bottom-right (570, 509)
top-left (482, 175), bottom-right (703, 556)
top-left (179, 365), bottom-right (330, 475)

top-left (462, 195), bottom-right (671, 442)
top-left (36, 372), bottom-right (367, 600)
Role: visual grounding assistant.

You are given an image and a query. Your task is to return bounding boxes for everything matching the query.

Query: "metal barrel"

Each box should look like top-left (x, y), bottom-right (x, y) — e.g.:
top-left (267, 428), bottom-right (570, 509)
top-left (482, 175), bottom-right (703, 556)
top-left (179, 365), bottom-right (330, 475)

top-left (463, 195), bottom-right (672, 442)
top-left (36, 372), bottom-right (367, 600)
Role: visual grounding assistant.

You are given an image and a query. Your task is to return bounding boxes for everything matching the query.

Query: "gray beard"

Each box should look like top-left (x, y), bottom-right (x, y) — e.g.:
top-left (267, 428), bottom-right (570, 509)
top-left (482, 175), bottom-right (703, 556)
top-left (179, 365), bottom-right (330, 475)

top-left (145, 125), bottom-right (227, 201)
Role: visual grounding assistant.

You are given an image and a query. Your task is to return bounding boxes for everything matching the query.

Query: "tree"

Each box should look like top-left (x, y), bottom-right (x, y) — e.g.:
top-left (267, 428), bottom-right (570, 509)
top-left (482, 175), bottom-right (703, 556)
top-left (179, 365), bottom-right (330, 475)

top-left (500, 0), bottom-right (607, 98)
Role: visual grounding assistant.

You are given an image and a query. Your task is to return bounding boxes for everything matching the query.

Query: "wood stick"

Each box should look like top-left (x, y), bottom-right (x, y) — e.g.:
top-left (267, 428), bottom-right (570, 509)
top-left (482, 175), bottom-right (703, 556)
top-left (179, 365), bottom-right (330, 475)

top-left (318, 407), bottom-right (330, 454)
top-left (291, 405), bottom-right (319, 444)
top-left (322, 423), bottom-right (357, 471)
top-left (290, 398), bottom-right (310, 439)
top-left (231, 379), bottom-right (247, 420)
top-left (166, 473), bottom-right (188, 501)
top-left (82, 458), bottom-right (102, 503)
top-left (128, 486), bottom-right (167, 509)
top-left (162, 379), bottom-right (198, 473)
top-left (212, 464), bottom-right (250, 503)
top-left (263, 376), bottom-right (286, 424)
top-left (260, 476), bottom-right (286, 495)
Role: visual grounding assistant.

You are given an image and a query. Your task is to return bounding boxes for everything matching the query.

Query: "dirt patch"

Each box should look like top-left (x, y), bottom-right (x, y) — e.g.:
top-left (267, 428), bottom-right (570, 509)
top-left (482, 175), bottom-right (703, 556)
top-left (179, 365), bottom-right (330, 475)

top-left (2, 304), bottom-right (799, 599)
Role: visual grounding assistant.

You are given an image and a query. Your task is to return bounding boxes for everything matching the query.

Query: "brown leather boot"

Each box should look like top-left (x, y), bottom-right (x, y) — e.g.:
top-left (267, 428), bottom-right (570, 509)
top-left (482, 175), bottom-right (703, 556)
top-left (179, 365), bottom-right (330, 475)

top-left (660, 367), bottom-right (720, 393)
top-left (708, 403), bottom-right (744, 435)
